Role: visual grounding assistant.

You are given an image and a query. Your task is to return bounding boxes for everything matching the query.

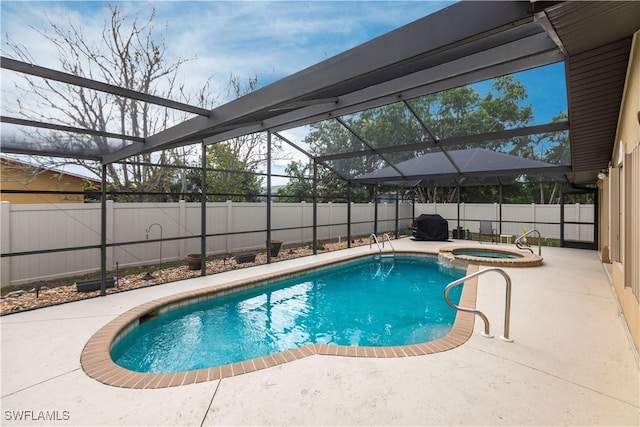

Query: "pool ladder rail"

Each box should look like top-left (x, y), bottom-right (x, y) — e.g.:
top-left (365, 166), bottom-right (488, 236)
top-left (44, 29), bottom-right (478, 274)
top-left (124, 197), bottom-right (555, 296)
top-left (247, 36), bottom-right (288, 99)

top-left (444, 267), bottom-right (513, 342)
top-left (514, 229), bottom-right (542, 255)
top-left (373, 258), bottom-right (395, 279)
top-left (370, 233), bottom-right (395, 259)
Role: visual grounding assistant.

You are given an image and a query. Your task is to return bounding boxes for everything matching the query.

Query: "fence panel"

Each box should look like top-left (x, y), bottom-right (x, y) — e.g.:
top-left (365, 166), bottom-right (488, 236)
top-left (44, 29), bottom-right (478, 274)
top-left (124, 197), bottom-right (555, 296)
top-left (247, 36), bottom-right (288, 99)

top-left (226, 202), bottom-right (267, 253)
top-left (112, 202), bottom-right (182, 267)
top-left (3, 201), bottom-right (584, 286)
top-left (7, 204), bottom-right (101, 283)
top-left (10, 203), bottom-right (101, 251)
top-left (414, 202), bottom-right (574, 242)
top-left (327, 203), bottom-right (349, 241)
top-left (271, 202), bottom-right (304, 244)
top-left (502, 204), bottom-right (534, 237)
top-left (351, 204), bottom-right (375, 238)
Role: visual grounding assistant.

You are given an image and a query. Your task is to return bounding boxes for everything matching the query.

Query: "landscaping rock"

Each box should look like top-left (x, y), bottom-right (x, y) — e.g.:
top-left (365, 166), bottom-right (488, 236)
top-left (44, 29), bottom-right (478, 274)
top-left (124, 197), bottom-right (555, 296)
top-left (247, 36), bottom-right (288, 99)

top-left (0, 239), bottom-right (376, 315)
top-left (4, 290), bottom-right (26, 298)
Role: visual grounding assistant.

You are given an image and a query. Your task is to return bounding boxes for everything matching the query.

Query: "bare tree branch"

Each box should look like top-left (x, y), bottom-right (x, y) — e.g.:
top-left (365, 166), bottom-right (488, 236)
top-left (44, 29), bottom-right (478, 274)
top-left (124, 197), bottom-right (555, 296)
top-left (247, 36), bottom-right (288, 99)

top-left (4, 4), bottom-right (203, 198)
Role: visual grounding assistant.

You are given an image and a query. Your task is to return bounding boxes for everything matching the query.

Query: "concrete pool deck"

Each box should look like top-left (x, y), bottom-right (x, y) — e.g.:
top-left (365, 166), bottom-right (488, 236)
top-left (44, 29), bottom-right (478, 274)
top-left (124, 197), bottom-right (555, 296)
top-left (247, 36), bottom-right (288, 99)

top-left (1, 239), bottom-right (639, 426)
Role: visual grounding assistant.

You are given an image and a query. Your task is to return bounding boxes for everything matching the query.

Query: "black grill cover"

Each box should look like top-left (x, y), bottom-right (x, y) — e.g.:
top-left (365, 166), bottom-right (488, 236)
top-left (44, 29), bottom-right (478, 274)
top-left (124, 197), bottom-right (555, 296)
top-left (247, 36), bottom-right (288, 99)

top-left (412, 214), bottom-right (448, 241)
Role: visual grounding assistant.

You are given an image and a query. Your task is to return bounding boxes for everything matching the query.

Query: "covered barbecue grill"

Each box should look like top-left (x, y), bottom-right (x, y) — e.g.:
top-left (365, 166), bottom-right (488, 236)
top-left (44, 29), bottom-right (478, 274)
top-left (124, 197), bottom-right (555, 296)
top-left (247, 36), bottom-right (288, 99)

top-left (412, 214), bottom-right (449, 241)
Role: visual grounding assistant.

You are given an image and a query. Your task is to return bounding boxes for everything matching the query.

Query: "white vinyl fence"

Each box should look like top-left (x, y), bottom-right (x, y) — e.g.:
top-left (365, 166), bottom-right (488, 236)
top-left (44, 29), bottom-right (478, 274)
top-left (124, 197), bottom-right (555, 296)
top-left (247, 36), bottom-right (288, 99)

top-left (1, 201), bottom-right (412, 286)
top-left (414, 202), bottom-right (594, 242)
top-left (1, 201), bottom-right (594, 286)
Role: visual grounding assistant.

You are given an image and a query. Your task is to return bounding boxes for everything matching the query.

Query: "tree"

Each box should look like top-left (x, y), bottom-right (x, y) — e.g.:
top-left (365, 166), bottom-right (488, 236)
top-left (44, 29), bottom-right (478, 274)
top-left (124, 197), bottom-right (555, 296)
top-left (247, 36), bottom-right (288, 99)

top-left (280, 116), bottom-right (379, 202)
top-left (508, 111), bottom-right (570, 204)
top-left (212, 76), bottom-right (290, 181)
top-left (173, 76), bottom-right (291, 201)
top-left (539, 112), bottom-right (570, 204)
top-left (5, 4), bottom-right (206, 200)
top-left (170, 141), bottom-right (267, 203)
top-left (277, 160), bottom-right (314, 202)
top-left (276, 160), bottom-right (369, 203)
top-left (279, 76), bottom-right (537, 203)
top-left (204, 143), bottom-right (263, 201)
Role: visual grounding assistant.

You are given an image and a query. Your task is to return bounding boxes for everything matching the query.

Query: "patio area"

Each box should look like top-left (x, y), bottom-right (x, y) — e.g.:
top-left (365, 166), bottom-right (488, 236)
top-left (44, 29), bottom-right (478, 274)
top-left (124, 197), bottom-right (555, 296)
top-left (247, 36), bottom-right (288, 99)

top-left (1, 238), bottom-right (638, 426)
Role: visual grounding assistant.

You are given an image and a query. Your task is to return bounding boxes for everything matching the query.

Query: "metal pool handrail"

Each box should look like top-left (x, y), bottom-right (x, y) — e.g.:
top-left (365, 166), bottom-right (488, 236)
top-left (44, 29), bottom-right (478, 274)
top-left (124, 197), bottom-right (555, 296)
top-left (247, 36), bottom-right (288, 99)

top-left (369, 233), bottom-right (382, 256)
top-left (370, 233), bottom-right (395, 258)
top-left (382, 233), bottom-right (395, 257)
top-left (444, 267), bottom-right (513, 342)
top-left (515, 229), bottom-right (542, 255)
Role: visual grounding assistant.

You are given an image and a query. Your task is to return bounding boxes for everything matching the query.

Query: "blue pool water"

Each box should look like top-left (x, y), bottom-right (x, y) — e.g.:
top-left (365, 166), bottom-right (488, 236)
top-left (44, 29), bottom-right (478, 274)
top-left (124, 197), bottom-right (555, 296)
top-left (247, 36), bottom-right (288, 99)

top-left (111, 255), bottom-right (465, 373)
top-left (452, 249), bottom-right (521, 259)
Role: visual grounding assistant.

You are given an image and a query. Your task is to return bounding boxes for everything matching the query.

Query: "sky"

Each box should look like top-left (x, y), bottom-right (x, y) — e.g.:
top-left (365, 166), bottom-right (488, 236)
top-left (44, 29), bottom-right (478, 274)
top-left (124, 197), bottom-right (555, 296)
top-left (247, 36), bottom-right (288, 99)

top-left (0, 0), bottom-right (568, 180)
top-left (1, 1), bottom-right (459, 101)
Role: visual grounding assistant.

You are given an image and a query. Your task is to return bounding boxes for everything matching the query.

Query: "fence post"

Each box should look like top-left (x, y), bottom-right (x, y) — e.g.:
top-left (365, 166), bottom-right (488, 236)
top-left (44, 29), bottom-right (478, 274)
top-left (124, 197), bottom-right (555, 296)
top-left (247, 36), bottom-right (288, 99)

top-left (576, 202), bottom-right (581, 241)
top-left (461, 202), bottom-right (466, 231)
top-left (106, 200), bottom-right (115, 270)
top-left (531, 203), bottom-right (536, 233)
top-left (179, 200), bottom-right (186, 258)
top-left (226, 200), bottom-right (233, 253)
top-left (1, 201), bottom-right (11, 287)
top-left (328, 201), bottom-right (333, 240)
top-left (300, 201), bottom-right (306, 244)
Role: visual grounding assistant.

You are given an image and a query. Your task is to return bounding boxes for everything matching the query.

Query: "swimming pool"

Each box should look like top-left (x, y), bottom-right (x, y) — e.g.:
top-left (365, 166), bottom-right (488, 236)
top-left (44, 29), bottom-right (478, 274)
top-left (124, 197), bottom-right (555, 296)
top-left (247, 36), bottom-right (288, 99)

top-left (111, 255), bottom-right (465, 373)
top-left (81, 251), bottom-right (479, 388)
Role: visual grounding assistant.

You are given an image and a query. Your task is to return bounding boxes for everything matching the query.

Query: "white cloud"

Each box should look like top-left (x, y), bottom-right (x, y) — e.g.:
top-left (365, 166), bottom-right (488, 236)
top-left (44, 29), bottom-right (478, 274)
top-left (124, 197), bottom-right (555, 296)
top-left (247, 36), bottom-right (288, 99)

top-left (1, 1), bottom-right (453, 123)
top-left (1, 2), bottom-right (109, 67)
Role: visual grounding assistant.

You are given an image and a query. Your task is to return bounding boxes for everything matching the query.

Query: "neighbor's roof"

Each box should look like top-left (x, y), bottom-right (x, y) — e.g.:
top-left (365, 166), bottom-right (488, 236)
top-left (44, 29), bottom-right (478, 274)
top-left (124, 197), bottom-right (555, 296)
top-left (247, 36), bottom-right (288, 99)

top-left (0, 156), bottom-right (101, 183)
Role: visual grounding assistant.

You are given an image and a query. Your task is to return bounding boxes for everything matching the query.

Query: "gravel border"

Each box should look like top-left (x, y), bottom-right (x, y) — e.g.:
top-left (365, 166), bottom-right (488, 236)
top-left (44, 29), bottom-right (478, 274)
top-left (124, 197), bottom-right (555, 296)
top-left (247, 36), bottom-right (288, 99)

top-left (1, 241), bottom-right (368, 315)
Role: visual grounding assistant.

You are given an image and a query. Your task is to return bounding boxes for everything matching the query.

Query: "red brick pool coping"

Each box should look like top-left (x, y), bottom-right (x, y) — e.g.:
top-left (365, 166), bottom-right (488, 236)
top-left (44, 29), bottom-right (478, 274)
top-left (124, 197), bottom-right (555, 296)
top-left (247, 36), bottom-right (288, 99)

top-left (81, 251), bottom-right (479, 389)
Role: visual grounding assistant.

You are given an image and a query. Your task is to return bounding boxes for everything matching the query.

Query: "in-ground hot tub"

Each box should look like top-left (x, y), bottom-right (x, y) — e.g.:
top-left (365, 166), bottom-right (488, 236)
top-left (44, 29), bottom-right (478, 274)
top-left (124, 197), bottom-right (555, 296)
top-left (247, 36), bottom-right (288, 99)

top-left (438, 245), bottom-right (542, 268)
